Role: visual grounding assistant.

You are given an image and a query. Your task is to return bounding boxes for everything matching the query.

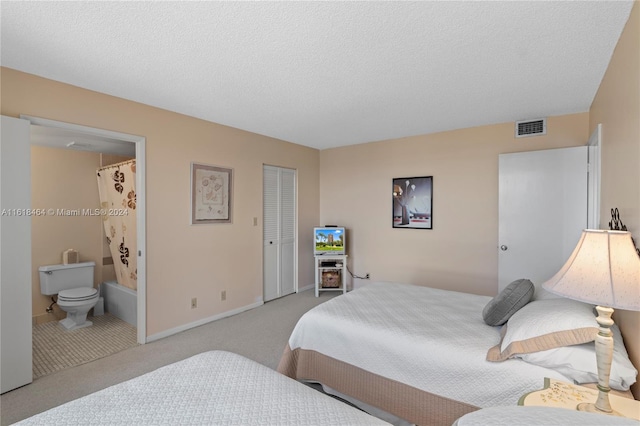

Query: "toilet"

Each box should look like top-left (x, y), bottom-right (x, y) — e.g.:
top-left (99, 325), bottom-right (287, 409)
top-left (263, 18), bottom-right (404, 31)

top-left (39, 261), bottom-right (99, 330)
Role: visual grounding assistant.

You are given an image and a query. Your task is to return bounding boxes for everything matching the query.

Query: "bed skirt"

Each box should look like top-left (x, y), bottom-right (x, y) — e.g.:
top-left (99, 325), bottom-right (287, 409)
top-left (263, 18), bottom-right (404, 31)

top-left (278, 345), bottom-right (479, 426)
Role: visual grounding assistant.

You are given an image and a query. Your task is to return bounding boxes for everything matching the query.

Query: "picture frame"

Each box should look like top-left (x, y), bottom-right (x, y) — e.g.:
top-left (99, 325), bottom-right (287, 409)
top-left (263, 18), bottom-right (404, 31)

top-left (392, 176), bottom-right (433, 229)
top-left (191, 162), bottom-right (233, 224)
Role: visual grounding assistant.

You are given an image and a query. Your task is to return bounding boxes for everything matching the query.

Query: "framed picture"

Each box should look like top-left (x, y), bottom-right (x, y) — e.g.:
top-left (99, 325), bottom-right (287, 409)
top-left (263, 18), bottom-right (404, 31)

top-left (191, 162), bottom-right (233, 224)
top-left (392, 176), bottom-right (433, 229)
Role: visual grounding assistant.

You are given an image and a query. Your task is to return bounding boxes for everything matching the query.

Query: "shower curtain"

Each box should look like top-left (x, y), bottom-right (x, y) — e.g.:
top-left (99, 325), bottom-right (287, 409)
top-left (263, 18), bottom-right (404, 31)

top-left (96, 159), bottom-right (137, 290)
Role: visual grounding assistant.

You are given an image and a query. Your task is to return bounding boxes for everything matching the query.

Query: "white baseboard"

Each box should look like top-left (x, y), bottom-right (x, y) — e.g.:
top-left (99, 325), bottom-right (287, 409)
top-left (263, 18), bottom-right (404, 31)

top-left (298, 283), bottom-right (314, 292)
top-left (146, 301), bottom-right (264, 343)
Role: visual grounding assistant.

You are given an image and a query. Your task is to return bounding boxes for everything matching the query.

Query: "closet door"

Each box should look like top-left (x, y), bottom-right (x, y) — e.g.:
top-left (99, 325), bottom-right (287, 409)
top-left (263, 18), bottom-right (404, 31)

top-left (279, 168), bottom-right (296, 296)
top-left (263, 167), bottom-right (279, 302)
top-left (263, 165), bottom-right (296, 302)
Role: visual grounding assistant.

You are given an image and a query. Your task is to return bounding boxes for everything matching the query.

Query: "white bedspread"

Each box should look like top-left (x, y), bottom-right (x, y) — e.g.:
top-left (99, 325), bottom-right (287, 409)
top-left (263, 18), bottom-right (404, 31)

top-left (16, 351), bottom-right (389, 425)
top-left (287, 282), bottom-right (570, 408)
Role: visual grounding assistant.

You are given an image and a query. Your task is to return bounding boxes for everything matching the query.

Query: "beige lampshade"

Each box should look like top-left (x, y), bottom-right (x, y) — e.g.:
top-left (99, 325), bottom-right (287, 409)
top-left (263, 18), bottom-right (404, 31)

top-left (542, 229), bottom-right (640, 311)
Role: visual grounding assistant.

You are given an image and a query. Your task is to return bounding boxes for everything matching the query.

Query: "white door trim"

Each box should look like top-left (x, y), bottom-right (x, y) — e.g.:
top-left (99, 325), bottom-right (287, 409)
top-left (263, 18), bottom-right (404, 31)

top-left (587, 123), bottom-right (602, 229)
top-left (20, 115), bottom-right (147, 344)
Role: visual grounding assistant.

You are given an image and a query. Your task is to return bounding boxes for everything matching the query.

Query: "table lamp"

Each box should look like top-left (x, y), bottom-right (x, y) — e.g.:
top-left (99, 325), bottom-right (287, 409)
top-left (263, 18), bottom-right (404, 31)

top-left (542, 229), bottom-right (640, 415)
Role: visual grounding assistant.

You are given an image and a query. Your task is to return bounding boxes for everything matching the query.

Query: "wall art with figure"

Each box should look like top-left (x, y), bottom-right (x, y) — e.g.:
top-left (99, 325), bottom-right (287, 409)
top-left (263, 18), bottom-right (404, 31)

top-left (392, 176), bottom-right (433, 229)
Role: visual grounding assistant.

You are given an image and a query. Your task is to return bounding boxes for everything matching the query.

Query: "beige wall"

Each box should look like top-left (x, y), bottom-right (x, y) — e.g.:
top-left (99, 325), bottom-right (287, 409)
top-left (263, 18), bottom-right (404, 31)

top-left (320, 113), bottom-right (589, 297)
top-left (590, 2), bottom-right (639, 234)
top-left (1, 67), bottom-right (320, 337)
top-left (31, 146), bottom-right (103, 324)
top-left (589, 1), bottom-right (640, 399)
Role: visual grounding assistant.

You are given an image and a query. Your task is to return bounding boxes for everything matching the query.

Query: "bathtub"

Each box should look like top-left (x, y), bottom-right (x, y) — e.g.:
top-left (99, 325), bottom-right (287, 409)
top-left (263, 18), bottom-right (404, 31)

top-left (102, 280), bottom-right (137, 327)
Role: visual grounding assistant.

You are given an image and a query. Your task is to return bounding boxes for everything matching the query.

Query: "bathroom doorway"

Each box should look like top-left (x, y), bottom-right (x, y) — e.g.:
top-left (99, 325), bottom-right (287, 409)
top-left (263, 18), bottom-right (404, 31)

top-left (22, 116), bottom-right (147, 378)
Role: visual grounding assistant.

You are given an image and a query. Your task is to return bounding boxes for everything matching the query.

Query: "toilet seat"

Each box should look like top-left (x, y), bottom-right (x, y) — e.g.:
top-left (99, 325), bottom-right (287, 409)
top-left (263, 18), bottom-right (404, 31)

top-left (58, 287), bottom-right (98, 302)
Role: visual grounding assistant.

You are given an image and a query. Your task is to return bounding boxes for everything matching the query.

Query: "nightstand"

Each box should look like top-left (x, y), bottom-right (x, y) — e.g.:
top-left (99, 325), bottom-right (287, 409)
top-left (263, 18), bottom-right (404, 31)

top-left (519, 378), bottom-right (640, 421)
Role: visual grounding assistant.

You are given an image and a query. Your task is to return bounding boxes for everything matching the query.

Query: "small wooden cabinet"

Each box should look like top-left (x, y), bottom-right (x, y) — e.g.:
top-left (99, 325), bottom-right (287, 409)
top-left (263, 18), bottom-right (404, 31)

top-left (315, 255), bottom-right (348, 297)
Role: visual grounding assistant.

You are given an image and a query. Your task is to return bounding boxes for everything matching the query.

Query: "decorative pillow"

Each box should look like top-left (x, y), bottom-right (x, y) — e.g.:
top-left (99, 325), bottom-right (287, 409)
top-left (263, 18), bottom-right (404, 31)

top-left (486, 298), bottom-right (598, 362)
top-left (482, 279), bottom-right (534, 326)
top-left (519, 324), bottom-right (638, 391)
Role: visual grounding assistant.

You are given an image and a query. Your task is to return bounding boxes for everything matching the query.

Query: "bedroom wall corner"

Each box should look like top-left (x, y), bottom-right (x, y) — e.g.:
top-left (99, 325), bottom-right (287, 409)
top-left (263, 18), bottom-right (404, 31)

top-left (1, 67), bottom-right (320, 338)
top-left (319, 112), bottom-right (588, 298)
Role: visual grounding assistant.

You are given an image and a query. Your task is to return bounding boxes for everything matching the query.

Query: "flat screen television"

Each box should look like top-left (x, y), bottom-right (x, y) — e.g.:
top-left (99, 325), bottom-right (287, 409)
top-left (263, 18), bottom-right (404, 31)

top-left (314, 227), bottom-right (346, 255)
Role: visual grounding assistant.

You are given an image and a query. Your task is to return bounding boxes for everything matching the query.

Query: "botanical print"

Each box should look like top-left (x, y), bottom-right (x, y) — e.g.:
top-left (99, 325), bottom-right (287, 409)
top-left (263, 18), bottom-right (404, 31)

top-left (112, 169), bottom-right (125, 194)
top-left (119, 237), bottom-right (129, 267)
top-left (126, 190), bottom-right (136, 209)
top-left (201, 170), bottom-right (225, 207)
top-left (191, 163), bottom-right (233, 224)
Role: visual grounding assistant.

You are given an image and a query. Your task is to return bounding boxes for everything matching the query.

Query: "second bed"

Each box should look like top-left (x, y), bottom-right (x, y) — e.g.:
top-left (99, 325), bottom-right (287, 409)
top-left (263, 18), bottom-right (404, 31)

top-left (278, 281), bottom-right (637, 425)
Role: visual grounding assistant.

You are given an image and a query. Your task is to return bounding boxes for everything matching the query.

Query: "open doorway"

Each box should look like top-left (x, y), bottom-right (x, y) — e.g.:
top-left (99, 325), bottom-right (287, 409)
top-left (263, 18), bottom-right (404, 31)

top-left (22, 116), bottom-right (147, 378)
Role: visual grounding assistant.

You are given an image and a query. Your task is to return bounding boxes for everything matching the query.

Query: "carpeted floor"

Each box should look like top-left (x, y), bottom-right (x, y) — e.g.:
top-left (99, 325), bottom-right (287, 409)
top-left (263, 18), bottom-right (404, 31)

top-left (32, 313), bottom-right (138, 379)
top-left (3, 289), bottom-right (337, 426)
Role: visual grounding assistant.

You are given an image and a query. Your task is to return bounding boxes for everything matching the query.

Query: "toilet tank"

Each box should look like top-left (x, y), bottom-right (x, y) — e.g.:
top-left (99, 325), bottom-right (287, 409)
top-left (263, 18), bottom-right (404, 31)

top-left (39, 261), bottom-right (96, 295)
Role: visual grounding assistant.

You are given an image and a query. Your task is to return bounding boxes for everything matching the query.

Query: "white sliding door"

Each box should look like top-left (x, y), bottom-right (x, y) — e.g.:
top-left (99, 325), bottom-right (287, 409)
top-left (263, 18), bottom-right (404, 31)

top-left (263, 165), bottom-right (296, 302)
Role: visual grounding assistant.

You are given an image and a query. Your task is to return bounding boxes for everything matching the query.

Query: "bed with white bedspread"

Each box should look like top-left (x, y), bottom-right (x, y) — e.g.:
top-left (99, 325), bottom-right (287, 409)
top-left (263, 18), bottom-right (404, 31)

top-left (278, 282), bottom-right (635, 425)
top-left (16, 351), bottom-right (389, 425)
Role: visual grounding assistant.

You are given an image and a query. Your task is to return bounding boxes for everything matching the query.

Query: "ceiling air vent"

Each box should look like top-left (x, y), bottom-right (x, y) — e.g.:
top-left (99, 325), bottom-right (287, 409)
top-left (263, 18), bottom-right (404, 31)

top-left (515, 118), bottom-right (546, 138)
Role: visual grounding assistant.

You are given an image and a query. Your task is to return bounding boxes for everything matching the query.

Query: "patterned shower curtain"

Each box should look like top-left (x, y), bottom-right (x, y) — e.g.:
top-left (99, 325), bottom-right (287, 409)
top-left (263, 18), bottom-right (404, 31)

top-left (96, 159), bottom-right (137, 290)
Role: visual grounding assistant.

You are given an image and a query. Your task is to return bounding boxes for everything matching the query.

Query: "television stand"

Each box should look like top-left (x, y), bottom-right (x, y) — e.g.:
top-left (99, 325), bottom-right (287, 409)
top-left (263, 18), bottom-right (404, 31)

top-left (314, 255), bottom-right (348, 297)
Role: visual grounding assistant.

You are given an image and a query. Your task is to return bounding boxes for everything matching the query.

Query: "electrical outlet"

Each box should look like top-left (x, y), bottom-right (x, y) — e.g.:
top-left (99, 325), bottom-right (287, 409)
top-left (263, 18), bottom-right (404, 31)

top-left (365, 273), bottom-right (370, 279)
top-left (191, 297), bottom-right (197, 309)
top-left (221, 290), bottom-right (226, 301)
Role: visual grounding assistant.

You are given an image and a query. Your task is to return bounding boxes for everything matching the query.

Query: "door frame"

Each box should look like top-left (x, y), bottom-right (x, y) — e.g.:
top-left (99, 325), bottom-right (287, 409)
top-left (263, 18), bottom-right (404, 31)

top-left (21, 115), bottom-right (147, 344)
top-left (587, 124), bottom-right (602, 229)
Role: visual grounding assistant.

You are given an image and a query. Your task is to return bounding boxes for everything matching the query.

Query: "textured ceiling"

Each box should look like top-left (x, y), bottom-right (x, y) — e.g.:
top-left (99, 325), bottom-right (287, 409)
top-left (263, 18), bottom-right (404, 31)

top-left (0, 1), bottom-right (634, 150)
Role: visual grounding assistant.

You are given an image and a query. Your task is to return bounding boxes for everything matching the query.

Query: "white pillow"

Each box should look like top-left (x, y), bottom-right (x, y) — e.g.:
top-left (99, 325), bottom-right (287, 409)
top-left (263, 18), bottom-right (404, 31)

top-left (486, 298), bottom-right (598, 362)
top-left (484, 297), bottom-right (637, 391)
top-left (520, 324), bottom-right (638, 391)
top-left (500, 298), bottom-right (597, 353)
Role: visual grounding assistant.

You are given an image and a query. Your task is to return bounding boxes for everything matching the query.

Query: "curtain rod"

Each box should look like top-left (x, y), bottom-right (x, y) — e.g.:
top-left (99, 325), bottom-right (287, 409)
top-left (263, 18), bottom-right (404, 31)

top-left (97, 158), bottom-right (135, 172)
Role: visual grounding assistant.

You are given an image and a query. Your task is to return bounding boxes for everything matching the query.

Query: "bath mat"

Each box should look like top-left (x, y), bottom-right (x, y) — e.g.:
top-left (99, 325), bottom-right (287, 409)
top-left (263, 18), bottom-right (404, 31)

top-left (32, 313), bottom-right (138, 379)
